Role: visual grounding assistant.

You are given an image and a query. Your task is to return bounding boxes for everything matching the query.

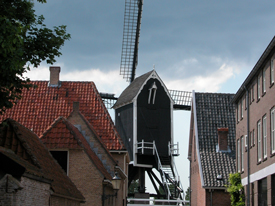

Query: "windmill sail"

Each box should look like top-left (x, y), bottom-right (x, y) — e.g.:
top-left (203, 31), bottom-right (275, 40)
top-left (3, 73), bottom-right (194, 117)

top-left (120, 0), bottom-right (143, 83)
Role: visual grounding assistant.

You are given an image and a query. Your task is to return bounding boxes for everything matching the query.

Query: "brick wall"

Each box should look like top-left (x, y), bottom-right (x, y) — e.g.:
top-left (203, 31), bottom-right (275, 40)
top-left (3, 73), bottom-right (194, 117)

top-left (68, 110), bottom-right (116, 168)
top-left (205, 189), bottom-right (231, 206)
top-left (0, 176), bottom-right (51, 206)
top-left (69, 149), bottom-right (104, 206)
top-left (190, 121), bottom-right (206, 206)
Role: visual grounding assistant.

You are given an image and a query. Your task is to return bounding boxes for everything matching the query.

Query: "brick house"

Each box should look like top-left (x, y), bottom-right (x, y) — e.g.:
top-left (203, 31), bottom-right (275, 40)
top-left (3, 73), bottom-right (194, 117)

top-left (1, 67), bottom-right (129, 205)
top-left (188, 92), bottom-right (236, 206)
top-left (0, 118), bottom-right (85, 206)
top-left (232, 36), bottom-right (275, 206)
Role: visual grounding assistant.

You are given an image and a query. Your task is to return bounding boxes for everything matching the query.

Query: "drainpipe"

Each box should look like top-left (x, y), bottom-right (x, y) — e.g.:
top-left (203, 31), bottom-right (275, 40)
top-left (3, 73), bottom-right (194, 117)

top-left (244, 86), bottom-right (250, 206)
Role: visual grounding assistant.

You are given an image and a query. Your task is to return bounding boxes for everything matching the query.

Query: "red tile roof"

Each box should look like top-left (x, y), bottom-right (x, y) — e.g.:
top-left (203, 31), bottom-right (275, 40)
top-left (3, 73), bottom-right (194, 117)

top-left (0, 119), bottom-right (85, 201)
top-left (41, 117), bottom-right (82, 149)
top-left (41, 116), bottom-right (113, 180)
top-left (1, 81), bottom-right (124, 150)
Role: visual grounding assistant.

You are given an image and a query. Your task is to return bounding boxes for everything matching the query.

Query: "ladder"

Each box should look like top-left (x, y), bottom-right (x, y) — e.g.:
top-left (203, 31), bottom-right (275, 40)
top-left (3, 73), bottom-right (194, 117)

top-left (136, 140), bottom-right (184, 200)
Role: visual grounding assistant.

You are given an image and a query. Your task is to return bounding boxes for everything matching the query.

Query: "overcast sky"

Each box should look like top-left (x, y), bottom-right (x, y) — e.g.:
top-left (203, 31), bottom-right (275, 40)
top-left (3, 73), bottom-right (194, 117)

top-left (26, 0), bottom-right (275, 194)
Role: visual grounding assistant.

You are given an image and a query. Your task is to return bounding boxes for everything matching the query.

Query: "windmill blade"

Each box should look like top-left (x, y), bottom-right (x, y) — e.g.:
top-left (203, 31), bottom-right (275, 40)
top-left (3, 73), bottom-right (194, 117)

top-left (169, 90), bottom-right (192, 110)
top-left (120, 0), bottom-right (143, 83)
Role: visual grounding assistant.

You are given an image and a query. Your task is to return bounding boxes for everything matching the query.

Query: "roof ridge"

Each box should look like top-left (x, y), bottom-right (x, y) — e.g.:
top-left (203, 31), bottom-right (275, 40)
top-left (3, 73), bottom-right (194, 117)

top-left (76, 111), bottom-right (117, 164)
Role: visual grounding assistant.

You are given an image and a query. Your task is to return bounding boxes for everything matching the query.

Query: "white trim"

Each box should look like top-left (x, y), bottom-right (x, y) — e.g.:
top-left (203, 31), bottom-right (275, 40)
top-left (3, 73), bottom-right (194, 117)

top-left (171, 95), bottom-right (174, 155)
top-left (192, 90), bottom-right (205, 187)
top-left (241, 136), bottom-right (244, 172)
top-left (258, 120), bottom-right (262, 162)
top-left (134, 164), bottom-right (153, 168)
top-left (263, 115), bottom-right (267, 158)
top-left (133, 70), bottom-right (174, 105)
top-left (242, 162), bottom-right (275, 185)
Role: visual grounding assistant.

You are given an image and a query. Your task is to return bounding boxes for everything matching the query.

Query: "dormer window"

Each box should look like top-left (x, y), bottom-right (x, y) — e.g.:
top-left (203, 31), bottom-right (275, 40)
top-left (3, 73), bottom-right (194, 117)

top-left (148, 82), bottom-right (157, 104)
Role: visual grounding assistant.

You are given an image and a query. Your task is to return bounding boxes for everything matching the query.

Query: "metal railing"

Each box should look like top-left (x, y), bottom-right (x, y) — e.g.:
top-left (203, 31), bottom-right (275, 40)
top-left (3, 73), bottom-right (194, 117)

top-left (136, 140), bottom-right (172, 199)
top-left (127, 198), bottom-right (188, 206)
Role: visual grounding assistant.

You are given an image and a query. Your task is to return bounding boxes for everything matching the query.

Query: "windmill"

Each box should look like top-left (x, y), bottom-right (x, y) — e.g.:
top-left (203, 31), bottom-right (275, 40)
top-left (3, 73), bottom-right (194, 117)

top-left (100, 0), bottom-right (192, 202)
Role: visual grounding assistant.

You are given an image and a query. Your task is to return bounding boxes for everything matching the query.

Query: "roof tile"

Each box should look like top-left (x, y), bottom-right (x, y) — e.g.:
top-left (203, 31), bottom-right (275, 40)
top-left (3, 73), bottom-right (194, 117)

top-left (1, 81), bottom-right (125, 150)
top-left (195, 92), bottom-right (236, 188)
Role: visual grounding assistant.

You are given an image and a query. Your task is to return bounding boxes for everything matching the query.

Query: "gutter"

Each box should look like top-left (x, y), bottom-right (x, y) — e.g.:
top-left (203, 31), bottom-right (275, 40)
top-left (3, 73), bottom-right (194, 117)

top-left (232, 35), bottom-right (275, 103)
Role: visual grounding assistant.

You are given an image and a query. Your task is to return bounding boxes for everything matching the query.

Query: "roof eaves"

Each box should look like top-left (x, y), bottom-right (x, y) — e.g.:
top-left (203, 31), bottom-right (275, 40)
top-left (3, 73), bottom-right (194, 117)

top-left (232, 35), bottom-right (275, 103)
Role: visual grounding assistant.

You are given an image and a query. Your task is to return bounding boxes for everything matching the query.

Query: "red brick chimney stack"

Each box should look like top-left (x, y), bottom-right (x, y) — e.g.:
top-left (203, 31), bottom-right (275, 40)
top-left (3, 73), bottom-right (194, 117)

top-left (49, 66), bottom-right (60, 87)
top-left (217, 128), bottom-right (228, 151)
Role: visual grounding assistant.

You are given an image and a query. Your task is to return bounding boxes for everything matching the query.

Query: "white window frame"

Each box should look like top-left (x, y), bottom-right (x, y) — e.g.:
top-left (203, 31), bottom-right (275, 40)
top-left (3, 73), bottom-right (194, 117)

top-left (258, 75), bottom-right (261, 99)
top-left (258, 120), bottom-right (262, 162)
top-left (271, 58), bottom-right (274, 84)
top-left (271, 108), bottom-right (275, 154)
top-left (241, 136), bottom-right (244, 171)
top-left (263, 115), bottom-right (267, 159)
top-left (237, 139), bottom-right (240, 172)
top-left (245, 135), bottom-right (248, 149)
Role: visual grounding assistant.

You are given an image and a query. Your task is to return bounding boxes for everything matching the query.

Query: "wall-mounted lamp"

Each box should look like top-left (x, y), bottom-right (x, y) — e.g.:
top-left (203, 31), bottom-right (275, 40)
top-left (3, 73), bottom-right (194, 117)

top-left (102, 172), bottom-right (122, 201)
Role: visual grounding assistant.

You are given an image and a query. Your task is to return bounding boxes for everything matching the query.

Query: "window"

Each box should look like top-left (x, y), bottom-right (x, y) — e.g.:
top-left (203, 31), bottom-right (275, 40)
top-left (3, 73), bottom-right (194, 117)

top-left (253, 129), bottom-right (255, 146)
top-left (241, 99), bottom-right (244, 119)
top-left (271, 58), bottom-right (274, 84)
top-left (237, 104), bottom-right (239, 122)
top-left (241, 136), bottom-right (244, 171)
top-left (245, 135), bottom-right (248, 149)
top-left (258, 178), bottom-right (267, 206)
top-left (237, 139), bottom-right (240, 172)
top-left (258, 120), bottom-right (262, 162)
top-left (271, 108), bottom-right (275, 154)
top-left (263, 115), bottom-right (267, 159)
top-left (50, 150), bottom-right (69, 174)
top-left (250, 131), bottom-right (254, 147)
top-left (258, 75), bottom-right (261, 100)
top-left (250, 84), bottom-right (254, 103)
top-left (263, 68), bottom-right (266, 93)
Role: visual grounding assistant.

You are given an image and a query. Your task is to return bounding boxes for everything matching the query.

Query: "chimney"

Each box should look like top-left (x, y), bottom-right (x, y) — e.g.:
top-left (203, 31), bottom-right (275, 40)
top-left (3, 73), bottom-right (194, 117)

top-left (217, 128), bottom-right (228, 151)
top-left (73, 102), bottom-right (79, 112)
top-left (49, 66), bottom-right (60, 87)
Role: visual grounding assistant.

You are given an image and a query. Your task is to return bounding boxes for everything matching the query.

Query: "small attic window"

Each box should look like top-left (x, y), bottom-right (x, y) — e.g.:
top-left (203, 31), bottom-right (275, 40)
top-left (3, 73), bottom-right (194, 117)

top-left (148, 82), bottom-right (157, 104)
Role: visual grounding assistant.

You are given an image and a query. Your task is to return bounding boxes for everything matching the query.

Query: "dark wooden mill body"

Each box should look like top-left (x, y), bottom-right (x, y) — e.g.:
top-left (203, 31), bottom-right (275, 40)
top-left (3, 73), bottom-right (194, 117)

top-left (100, 0), bottom-right (192, 200)
top-left (114, 70), bottom-right (173, 166)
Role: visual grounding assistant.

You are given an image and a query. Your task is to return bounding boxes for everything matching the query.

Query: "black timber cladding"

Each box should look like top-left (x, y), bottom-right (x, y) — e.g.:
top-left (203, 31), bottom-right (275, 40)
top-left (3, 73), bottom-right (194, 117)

top-left (115, 103), bottom-right (134, 160)
top-left (114, 70), bottom-right (173, 166)
top-left (195, 92), bottom-right (236, 188)
top-left (137, 78), bottom-right (171, 160)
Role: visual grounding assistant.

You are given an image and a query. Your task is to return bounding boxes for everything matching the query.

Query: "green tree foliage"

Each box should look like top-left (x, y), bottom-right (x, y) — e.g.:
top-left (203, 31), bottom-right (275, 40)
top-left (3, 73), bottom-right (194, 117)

top-left (185, 187), bottom-right (190, 205)
top-left (0, 0), bottom-right (70, 114)
top-left (128, 180), bottom-right (139, 194)
top-left (227, 173), bottom-right (245, 206)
